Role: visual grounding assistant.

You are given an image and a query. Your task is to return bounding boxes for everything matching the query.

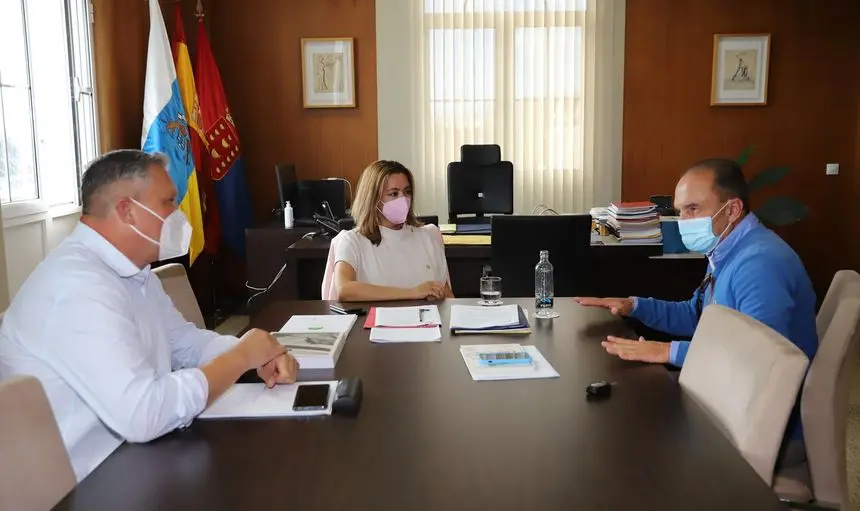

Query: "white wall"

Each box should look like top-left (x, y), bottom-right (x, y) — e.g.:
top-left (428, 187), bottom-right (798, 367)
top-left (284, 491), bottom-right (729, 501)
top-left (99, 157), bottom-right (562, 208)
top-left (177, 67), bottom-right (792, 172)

top-left (375, 0), bottom-right (416, 171)
top-left (3, 207), bottom-right (80, 300)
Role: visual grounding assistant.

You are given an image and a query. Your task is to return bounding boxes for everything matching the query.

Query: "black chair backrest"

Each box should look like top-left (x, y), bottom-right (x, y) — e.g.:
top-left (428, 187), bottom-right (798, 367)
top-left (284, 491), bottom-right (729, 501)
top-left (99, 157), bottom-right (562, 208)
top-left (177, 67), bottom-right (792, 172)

top-left (461, 144), bottom-right (501, 166)
top-left (337, 215), bottom-right (439, 231)
top-left (447, 144), bottom-right (514, 224)
top-left (490, 215), bottom-right (593, 297)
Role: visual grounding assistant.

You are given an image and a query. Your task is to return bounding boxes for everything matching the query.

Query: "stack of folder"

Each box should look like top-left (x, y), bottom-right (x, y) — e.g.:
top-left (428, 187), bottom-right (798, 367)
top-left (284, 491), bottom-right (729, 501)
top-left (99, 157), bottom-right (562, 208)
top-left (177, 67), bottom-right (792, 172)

top-left (449, 304), bottom-right (531, 335)
top-left (607, 201), bottom-right (663, 245)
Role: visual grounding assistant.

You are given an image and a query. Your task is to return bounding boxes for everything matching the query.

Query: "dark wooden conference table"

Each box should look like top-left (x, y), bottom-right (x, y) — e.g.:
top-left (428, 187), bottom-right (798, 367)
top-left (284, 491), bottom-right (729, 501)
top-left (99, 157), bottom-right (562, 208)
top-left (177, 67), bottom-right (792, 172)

top-left (55, 299), bottom-right (786, 511)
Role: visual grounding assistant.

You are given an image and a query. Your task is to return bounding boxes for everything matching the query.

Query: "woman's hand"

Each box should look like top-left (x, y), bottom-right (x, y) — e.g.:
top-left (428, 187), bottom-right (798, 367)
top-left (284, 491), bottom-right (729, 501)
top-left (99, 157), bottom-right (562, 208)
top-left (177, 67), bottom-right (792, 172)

top-left (412, 281), bottom-right (446, 300)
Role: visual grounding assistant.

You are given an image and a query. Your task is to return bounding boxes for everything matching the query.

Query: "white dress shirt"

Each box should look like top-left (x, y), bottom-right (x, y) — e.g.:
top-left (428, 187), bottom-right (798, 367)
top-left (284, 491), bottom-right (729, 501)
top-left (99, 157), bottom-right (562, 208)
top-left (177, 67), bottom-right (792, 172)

top-left (333, 225), bottom-right (450, 289)
top-left (0, 223), bottom-right (239, 481)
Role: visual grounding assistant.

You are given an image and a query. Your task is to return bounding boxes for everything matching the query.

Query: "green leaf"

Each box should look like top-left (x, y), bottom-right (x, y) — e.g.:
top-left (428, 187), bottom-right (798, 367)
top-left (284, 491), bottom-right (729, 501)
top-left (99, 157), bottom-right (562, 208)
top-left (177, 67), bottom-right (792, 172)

top-left (748, 166), bottom-right (791, 192)
top-left (736, 145), bottom-right (755, 166)
top-left (754, 196), bottom-right (808, 227)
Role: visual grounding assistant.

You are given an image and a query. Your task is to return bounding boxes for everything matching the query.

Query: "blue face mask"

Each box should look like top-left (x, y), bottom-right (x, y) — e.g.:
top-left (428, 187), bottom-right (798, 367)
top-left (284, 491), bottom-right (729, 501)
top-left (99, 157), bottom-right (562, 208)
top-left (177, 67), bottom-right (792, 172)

top-left (678, 202), bottom-right (731, 254)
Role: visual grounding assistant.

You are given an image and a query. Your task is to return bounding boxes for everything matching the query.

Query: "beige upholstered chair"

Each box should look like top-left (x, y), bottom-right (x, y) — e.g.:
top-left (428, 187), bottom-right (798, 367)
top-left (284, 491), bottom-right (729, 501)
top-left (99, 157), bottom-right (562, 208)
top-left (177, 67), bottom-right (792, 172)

top-left (153, 262), bottom-right (205, 329)
top-left (773, 296), bottom-right (860, 508)
top-left (679, 305), bottom-right (810, 485)
top-left (0, 376), bottom-right (76, 510)
top-left (816, 270), bottom-right (860, 341)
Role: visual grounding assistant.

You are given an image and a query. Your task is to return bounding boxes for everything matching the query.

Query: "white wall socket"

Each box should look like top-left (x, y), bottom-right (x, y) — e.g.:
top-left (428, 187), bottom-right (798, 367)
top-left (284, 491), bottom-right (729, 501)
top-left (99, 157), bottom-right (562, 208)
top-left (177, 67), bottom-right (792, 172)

top-left (826, 163), bottom-right (839, 175)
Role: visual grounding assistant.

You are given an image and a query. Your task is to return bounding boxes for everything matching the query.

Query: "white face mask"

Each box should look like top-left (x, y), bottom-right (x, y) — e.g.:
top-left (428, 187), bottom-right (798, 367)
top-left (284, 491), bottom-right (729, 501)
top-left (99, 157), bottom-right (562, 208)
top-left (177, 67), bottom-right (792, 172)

top-left (129, 198), bottom-right (192, 261)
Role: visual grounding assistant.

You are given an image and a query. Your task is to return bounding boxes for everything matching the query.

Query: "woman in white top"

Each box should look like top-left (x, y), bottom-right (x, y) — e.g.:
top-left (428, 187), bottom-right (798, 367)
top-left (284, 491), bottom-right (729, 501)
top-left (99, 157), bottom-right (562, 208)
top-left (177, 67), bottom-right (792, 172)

top-left (333, 160), bottom-right (453, 301)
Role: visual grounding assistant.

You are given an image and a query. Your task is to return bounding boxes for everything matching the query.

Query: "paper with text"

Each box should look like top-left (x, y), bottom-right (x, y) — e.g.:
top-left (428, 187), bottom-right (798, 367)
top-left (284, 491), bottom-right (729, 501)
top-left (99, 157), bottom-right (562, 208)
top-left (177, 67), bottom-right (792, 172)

top-left (450, 305), bottom-right (520, 330)
top-left (370, 326), bottom-right (442, 343)
top-left (199, 382), bottom-right (338, 419)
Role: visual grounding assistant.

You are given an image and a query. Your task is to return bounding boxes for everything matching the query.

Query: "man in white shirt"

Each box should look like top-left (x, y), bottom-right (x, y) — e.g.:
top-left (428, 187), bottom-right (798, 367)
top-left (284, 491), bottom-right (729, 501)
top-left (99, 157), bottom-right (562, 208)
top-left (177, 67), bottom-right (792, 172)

top-left (0, 149), bottom-right (298, 481)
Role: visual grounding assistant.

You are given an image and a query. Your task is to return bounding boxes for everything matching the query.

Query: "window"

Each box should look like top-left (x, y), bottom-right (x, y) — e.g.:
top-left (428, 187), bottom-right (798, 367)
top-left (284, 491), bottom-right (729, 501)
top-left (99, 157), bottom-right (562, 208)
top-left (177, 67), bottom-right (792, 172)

top-left (0, 0), bottom-right (98, 211)
top-left (417, 0), bottom-right (588, 214)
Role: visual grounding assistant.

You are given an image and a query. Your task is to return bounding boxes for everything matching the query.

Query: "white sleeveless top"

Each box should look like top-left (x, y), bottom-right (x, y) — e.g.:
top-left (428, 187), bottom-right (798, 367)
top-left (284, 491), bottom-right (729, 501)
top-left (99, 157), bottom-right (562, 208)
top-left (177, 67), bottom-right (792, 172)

top-left (333, 224), bottom-right (449, 289)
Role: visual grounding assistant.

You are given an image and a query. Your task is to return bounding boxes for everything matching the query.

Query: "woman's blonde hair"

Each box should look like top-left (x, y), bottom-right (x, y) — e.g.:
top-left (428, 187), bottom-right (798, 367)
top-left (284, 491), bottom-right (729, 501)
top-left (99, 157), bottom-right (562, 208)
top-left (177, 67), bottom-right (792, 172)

top-left (352, 160), bottom-right (421, 245)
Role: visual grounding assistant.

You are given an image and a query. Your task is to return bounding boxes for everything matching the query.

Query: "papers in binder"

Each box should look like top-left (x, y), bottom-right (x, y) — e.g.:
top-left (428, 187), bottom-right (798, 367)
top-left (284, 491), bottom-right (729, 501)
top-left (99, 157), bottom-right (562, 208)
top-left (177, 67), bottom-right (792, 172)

top-left (199, 381), bottom-right (338, 419)
top-left (374, 306), bottom-right (441, 327)
top-left (370, 326), bottom-right (442, 343)
top-left (449, 304), bottom-right (520, 330)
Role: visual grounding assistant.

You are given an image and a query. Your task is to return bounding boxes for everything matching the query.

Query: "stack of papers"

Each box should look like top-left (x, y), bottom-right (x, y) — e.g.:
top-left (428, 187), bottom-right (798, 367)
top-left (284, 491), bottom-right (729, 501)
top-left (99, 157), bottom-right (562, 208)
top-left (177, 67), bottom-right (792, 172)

top-left (199, 382), bottom-right (338, 419)
top-left (273, 315), bottom-right (357, 369)
top-left (442, 234), bottom-right (491, 245)
top-left (449, 304), bottom-right (531, 335)
top-left (607, 201), bottom-right (663, 245)
top-left (459, 344), bottom-right (559, 381)
top-left (366, 305), bottom-right (442, 343)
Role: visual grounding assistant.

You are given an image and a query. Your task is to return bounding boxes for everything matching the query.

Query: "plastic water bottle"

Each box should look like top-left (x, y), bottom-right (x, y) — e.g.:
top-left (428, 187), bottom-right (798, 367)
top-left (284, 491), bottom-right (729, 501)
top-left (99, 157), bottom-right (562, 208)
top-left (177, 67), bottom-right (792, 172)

top-left (283, 201), bottom-right (294, 229)
top-left (534, 250), bottom-right (559, 319)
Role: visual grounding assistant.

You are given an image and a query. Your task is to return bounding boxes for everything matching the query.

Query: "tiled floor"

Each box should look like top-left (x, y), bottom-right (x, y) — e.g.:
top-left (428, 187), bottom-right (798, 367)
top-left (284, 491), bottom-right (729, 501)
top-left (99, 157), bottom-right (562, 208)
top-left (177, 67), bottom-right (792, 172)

top-left (212, 314), bottom-right (860, 507)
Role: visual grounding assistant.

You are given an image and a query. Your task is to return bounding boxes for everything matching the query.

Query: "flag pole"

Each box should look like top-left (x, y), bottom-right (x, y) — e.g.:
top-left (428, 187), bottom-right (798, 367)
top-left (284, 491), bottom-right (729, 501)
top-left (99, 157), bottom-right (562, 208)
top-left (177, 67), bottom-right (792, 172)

top-left (195, 0), bottom-right (204, 19)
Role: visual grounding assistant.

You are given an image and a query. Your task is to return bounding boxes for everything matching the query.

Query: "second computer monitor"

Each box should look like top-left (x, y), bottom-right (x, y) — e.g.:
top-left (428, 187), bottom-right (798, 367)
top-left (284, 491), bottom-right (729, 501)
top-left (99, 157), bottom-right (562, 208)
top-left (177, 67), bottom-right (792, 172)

top-left (447, 162), bottom-right (514, 223)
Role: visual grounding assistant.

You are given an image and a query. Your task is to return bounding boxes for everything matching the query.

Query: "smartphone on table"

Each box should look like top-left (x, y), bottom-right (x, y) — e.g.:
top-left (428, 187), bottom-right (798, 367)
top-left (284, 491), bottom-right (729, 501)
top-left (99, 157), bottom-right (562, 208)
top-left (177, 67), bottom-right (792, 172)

top-left (292, 383), bottom-right (331, 411)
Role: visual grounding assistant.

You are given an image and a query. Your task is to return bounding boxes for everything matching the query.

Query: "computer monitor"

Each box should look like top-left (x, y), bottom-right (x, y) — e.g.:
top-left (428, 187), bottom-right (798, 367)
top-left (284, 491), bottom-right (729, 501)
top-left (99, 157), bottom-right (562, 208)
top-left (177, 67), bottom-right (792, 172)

top-left (275, 164), bottom-right (297, 210)
top-left (447, 162), bottom-right (514, 223)
top-left (489, 214), bottom-right (593, 297)
top-left (293, 180), bottom-right (347, 222)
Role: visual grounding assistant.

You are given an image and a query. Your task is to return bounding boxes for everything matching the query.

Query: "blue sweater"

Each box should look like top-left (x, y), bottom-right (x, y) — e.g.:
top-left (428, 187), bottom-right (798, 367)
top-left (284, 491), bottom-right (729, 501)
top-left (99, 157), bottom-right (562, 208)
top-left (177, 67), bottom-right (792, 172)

top-left (631, 214), bottom-right (818, 439)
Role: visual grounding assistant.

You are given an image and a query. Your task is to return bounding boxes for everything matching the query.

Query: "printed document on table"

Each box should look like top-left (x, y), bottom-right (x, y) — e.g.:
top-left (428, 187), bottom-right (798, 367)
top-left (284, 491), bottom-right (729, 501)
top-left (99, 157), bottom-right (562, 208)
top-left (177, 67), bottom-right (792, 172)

top-left (375, 305), bottom-right (441, 327)
top-left (459, 344), bottom-right (560, 381)
top-left (199, 381), bottom-right (338, 419)
top-left (370, 326), bottom-right (442, 343)
top-left (449, 305), bottom-right (520, 330)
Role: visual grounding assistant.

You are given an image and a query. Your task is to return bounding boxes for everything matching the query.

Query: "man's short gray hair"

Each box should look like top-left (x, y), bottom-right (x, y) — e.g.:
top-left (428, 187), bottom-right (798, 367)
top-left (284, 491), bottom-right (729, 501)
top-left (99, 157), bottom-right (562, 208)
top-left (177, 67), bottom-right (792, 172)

top-left (81, 150), bottom-right (166, 216)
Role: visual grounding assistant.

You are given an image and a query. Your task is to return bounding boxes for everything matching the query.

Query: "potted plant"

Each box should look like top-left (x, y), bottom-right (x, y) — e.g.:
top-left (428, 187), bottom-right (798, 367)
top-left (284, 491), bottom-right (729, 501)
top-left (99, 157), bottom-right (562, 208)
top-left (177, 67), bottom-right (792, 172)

top-left (735, 146), bottom-right (808, 227)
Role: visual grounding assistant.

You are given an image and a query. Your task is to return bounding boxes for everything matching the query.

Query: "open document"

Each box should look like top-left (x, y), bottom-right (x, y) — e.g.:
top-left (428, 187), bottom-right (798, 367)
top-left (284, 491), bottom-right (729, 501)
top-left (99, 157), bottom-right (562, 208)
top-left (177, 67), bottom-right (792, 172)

top-left (199, 382), bottom-right (338, 419)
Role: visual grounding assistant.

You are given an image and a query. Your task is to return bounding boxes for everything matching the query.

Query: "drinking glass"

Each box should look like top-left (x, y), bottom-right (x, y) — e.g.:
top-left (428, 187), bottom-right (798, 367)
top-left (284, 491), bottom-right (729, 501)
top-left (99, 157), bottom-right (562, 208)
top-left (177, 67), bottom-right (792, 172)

top-left (478, 276), bottom-right (502, 306)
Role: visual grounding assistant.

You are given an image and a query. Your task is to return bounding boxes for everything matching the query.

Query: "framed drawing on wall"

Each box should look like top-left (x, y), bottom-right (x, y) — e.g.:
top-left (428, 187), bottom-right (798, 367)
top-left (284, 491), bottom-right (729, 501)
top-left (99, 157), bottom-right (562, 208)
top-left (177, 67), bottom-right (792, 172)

top-left (301, 38), bottom-right (356, 108)
top-left (710, 34), bottom-right (771, 106)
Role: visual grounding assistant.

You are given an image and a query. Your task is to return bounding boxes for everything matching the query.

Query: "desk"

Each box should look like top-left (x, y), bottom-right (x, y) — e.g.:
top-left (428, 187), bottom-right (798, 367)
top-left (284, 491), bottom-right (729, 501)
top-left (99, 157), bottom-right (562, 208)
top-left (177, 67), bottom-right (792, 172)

top-left (282, 237), bottom-right (707, 302)
top-left (55, 299), bottom-right (786, 511)
top-left (246, 226), bottom-right (707, 311)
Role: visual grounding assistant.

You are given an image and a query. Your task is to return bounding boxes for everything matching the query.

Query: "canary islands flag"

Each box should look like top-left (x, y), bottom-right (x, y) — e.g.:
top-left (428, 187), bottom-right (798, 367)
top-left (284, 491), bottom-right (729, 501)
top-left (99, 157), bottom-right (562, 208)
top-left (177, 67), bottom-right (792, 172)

top-left (141, 0), bottom-right (205, 263)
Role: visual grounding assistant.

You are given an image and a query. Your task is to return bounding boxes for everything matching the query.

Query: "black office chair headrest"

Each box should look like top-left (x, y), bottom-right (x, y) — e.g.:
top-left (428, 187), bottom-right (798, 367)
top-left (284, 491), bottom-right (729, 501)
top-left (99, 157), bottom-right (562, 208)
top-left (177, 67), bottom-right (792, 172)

top-left (461, 144), bottom-right (501, 166)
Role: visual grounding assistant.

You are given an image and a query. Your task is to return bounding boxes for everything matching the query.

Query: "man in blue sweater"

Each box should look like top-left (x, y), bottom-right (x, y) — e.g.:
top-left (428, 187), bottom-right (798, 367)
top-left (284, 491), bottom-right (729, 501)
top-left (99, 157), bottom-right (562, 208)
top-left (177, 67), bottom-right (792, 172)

top-left (576, 158), bottom-right (818, 462)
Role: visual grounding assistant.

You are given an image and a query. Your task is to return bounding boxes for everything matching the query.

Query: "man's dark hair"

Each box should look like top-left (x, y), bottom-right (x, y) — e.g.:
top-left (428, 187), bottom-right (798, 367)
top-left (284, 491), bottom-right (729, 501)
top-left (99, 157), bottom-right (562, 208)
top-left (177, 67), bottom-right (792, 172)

top-left (686, 158), bottom-right (750, 213)
top-left (81, 150), bottom-right (165, 216)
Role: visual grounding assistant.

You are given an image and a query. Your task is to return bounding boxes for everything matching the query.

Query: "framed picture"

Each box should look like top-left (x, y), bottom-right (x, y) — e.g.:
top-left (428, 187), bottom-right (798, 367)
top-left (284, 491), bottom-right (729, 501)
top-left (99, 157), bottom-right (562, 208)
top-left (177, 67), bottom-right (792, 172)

top-left (710, 34), bottom-right (771, 106)
top-left (301, 38), bottom-right (356, 108)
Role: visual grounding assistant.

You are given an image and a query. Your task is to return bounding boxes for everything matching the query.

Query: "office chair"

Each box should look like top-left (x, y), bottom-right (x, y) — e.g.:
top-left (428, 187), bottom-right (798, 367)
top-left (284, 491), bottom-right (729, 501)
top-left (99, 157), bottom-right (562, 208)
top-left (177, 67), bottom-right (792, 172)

top-left (447, 144), bottom-right (514, 225)
top-left (0, 376), bottom-right (77, 510)
top-left (337, 215), bottom-right (439, 231)
top-left (489, 215), bottom-right (593, 297)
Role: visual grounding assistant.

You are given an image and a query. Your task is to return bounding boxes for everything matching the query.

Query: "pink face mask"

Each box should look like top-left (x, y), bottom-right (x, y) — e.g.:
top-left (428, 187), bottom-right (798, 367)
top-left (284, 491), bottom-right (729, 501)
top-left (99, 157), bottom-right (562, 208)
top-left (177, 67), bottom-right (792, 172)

top-left (379, 196), bottom-right (410, 225)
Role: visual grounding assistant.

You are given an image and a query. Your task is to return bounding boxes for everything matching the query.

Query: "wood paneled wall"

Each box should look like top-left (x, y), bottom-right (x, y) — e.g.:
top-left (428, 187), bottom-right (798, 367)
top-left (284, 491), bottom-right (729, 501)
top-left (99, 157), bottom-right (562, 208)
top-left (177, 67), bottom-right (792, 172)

top-left (92, 0), bottom-right (860, 296)
top-left (206, 0), bottom-right (379, 221)
top-left (622, 0), bottom-right (860, 292)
